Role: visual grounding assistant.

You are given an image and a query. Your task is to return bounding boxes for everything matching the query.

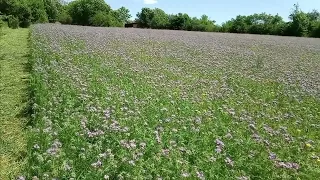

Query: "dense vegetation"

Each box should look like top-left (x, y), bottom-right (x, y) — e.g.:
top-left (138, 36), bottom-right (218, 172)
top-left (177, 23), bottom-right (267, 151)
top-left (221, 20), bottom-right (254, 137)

top-left (23, 24), bottom-right (320, 180)
top-left (0, 0), bottom-right (131, 28)
top-left (0, 0), bottom-right (319, 37)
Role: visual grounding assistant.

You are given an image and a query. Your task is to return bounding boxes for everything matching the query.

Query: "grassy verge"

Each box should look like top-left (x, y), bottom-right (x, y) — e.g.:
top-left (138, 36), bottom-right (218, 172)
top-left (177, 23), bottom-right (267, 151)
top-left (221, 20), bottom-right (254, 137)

top-left (0, 28), bottom-right (30, 179)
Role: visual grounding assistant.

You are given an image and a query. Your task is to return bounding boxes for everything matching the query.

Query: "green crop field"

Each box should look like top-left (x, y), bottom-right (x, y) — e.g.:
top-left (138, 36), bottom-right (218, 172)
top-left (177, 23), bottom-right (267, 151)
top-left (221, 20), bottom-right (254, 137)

top-left (2, 24), bottom-right (320, 179)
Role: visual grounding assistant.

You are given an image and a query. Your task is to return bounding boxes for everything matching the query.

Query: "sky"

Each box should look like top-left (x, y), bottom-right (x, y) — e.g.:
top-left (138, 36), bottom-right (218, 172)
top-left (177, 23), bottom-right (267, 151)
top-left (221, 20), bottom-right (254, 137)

top-left (68, 0), bottom-right (320, 24)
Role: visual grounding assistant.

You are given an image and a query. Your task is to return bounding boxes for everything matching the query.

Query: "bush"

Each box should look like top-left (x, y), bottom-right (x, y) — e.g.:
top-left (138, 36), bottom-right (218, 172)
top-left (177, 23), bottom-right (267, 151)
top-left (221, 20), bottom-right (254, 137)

top-left (8, 16), bottom-right (19, 29)
top-left (0, 19), bottom-right (4, 28)
top-left (90, 11), bottom-right (121, 27)
top-left (17, 3), bottom-right (32, 28)
top-left (0, 19), bottom-right (5, 36)
top-left (310, 22), bottom-right (320, 38)
top-left (58, 11), bottom-right (73, 24)
top-left (68, 0), bottom-right (112, 25)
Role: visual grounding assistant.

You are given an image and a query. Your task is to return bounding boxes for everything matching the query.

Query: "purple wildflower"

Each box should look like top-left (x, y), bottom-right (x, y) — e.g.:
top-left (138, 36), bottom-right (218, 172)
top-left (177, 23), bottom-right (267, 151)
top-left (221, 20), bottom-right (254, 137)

top-left (91, 160), bottom-right (102, 168)
top-left (225, 157), bottom-right (234, 167)
top-left (196, 171), bottom-right (205, 180)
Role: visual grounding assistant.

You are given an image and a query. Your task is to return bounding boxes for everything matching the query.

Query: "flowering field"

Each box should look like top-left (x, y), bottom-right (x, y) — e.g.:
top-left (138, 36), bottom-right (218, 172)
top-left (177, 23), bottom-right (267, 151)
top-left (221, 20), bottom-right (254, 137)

top-left (25, 24), bottom-right (320, 179)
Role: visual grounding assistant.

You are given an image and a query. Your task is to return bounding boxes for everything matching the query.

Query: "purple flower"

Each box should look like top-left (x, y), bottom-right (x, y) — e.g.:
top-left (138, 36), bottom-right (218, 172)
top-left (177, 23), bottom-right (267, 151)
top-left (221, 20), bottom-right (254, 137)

top-left (215, 139), bottom-right (224, 153)
top-left (215, 139), bottom-right (224, 147)
top-left (196, 171), bottom-right (205, 180)
top-left (91, 160), bottom-right (102, 168)
top-left (215, 146), bottom-right (222, 153)
top-left (224, 133), bottom-right (233, 139)
top-left (182, 172), bottom-right (190, 177)
top-left (237, 176), bottom-right (249, 180)
top-left (33, 144), bottom-right (40, 149)
top-left (140, 142), bottom-right (146, 149)
top-left (17, 176), bottom-right (25, 180)
top-left (275, 161), bottom-right (300, 170)
top-left (104, 109), bottom-right (111, 119)
top-left (249, 124), bottom-right (256, 130)
top-left (269, 152), bottom-right (277, 160)
top-left (225, 157), bottom-right (234, 167)
top-left (32, 176), bottom-right (39, 180)
top-left (162, 149), bottom-right (170, 156)
top-left (128, 160), bottom-right (135, 165)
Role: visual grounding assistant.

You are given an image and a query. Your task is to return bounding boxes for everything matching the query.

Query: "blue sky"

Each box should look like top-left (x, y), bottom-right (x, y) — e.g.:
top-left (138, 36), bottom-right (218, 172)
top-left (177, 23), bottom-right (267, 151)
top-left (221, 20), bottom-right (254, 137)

top-left (69, 0), bottom-right (320, 24)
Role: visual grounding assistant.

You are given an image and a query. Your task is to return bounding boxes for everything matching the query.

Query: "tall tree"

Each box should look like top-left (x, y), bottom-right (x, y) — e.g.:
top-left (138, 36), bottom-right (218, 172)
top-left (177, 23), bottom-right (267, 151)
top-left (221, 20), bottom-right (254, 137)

top-left (150, 8), bottom-right (169, 29)
top-left (44, 0), bottom-right (59, 22)
top-left (136, 8), bottom-right (154, 28)
top-left (113, 6), bottom-right (131, 25)
top-left (287, 4), bottom-right (310, 36)
top-left (68, 0), bottom-right (111, 25)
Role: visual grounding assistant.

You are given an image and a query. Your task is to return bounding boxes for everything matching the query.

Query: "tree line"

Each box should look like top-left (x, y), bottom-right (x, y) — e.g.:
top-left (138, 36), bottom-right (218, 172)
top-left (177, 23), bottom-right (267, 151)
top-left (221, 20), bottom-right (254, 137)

top-left (0, 0), bottom-right (319, 38)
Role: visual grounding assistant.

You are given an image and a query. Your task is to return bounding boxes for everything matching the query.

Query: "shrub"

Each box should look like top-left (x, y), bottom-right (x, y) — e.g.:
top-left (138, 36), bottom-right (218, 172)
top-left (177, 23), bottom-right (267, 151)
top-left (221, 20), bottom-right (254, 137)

top-left (0, 19), bottom-right (5, 36)
top-left (0, 19), bottom-right (4, 28)
top-left (8, 15), bottom-right (19, 29)
top-left (68, 0), bottom-right (112, 25)
top-left (17, 3), bottom-right (32, 28)
top-left (89, 11), bottom-right (120, 27)
top-left (58, 11), bottom-right (72, 24)
top-left (20, 19), bottom-right (32, 28)
top-left (309, 21), bottom-right (320, 38)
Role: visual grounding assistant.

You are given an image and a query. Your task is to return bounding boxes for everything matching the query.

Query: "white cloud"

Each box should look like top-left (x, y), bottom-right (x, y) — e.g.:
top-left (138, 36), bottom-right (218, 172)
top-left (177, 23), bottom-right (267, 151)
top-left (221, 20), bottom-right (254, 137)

top-left (143, 0), bottom-right (158, 5)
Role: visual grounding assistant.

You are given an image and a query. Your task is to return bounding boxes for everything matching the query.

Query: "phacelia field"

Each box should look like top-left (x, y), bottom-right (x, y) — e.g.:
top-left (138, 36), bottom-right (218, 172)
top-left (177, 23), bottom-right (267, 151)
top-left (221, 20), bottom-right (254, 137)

top-left (25, 24), bottom-right (320, 179)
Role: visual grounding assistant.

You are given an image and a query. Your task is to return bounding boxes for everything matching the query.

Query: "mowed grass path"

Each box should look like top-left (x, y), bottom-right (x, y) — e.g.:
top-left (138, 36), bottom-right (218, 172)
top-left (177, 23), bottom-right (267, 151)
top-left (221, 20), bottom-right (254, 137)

top-left (0, 28), bottom-right (29, 179)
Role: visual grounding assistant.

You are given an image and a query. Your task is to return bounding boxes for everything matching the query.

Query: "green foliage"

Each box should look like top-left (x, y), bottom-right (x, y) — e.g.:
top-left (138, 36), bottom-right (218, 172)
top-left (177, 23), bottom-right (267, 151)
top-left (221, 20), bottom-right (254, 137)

top-left (136, 8), bottom-right (217, 31)
top-left (90, 11), bottom-right (121, 27)
top-left (16, 2), bottom-right (32, 28)
top-left (309, 21), bottom-right (320, 37)
top-left (0, 19), bottom-right (4, 28)
top-left (68, 0), bottom-right (112, 26)
top-left (28, 0), bottom-right (48, 23)
top-left (8, 15), bottom-right (19, 29)
top-left (134, 4), bottom-right (320, 37)
top-left (150, 8), bottom-right (169, 29)
top-left (44, 0), bottom-right (59, 23)
top-left (113, 6), bottom-right (131, 25)
top-left (169, 13), bottom-right (192, 30)
top-left (136, 8), bottom-right (154, 28)
top-left (58, 10), bottom-right (72, 24)
top-left (287, 4), bottom-right (310, 37)
top-left (0, 19), bottom-right (4, 35)
top-left (0, 27), bottom-right (29, 179)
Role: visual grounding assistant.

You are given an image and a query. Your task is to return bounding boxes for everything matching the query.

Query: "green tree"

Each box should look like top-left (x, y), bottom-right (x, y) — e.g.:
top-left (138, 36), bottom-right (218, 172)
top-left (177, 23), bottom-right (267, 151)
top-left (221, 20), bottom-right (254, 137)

top-left (90, 11), bottom-right (121, 27)
top-left (44, 0), bottom-right (59, 22)
top-left (28, 0), bottom-right (48, 23)
top-left (168, 13), bottom-right (191, 30)
top-left (229, 15), bottom-right (249, 33)
top-left (287, 4), bottom-right (310, 36)
top-left (68, 0), bottom-right (111, 26)
top-left (58, 9), bottom-right (72, 24)
top-left (17, 2), bottom-right (32, 27)
top-left (113, 7), bottom-right (131, 25)
top-left (0, 0), bottom-right (33, 27)
top-left (220, 20), bottom-right (233, 32)
top-left (136, 8), bottom-right (154, 28)
top-left (150, 8), bottom-right (169, 29)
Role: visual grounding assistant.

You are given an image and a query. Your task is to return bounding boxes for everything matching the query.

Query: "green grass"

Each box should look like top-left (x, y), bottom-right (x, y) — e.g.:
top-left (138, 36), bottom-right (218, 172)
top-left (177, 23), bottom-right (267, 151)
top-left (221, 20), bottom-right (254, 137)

top-left (0, 28), bottom-right (29, 179)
